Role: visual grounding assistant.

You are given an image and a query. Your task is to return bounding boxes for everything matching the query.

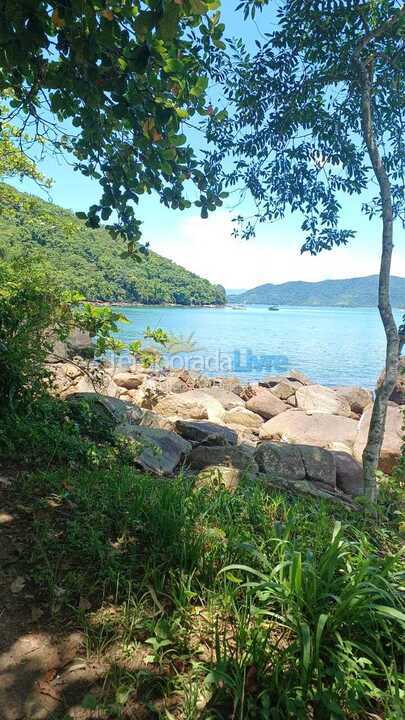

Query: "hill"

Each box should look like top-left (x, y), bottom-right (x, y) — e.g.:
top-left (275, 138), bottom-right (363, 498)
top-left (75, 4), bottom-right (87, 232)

top-left (0, 184), bottom-right (225, 306)
top-left (228, 275), bottom-right (405, 307)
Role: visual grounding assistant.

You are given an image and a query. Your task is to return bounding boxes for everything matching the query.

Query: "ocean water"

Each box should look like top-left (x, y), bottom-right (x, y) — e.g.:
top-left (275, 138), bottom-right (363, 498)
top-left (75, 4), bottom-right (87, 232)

top-left (114, 305), bottom-right (404, 389)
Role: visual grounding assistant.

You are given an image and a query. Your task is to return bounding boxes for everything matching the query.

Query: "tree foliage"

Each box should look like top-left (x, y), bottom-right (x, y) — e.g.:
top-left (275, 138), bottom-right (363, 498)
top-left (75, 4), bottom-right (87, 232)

top-left (208, 0), bottom-right (404, 252)
top-left (0, 183), bottom-right (226, 305)
top-left (0, 0), bottom-right (225, 246)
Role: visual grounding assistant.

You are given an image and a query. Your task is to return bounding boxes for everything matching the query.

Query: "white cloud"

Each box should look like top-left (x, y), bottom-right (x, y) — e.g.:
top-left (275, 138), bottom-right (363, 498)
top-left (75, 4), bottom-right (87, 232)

top-left (148, 211), bottom-right (405, 289)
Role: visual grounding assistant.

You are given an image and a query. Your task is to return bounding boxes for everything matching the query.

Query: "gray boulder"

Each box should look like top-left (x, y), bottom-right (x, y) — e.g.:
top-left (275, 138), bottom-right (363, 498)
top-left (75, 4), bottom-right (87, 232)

top-left (255, 442), bottom-right (306, 481)
top-left (116, 424), bottom-right (192, 475)
top-left (254, 442), bottom-right (336, 487)
top-left (298, 444), bottom-right (336, 487)
top-left (332, 452), bottom-right (364, 497)
top-left (188, 445), bottom-right (258, 476)
top-left (66, 392), bottom-right (143, 425)
top-left (175, 420), bottom-right (238, 447)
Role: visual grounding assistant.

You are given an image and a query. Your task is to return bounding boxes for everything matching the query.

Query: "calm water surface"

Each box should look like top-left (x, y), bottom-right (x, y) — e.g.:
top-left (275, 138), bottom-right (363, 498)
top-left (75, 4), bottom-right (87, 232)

top-left (115, 305), bottom-right (404, 389)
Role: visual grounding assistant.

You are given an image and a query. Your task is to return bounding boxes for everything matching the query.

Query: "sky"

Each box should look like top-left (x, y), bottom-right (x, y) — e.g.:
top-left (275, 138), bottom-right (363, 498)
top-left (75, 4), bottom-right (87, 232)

top-left (9, 3), bottom-right (405, 290)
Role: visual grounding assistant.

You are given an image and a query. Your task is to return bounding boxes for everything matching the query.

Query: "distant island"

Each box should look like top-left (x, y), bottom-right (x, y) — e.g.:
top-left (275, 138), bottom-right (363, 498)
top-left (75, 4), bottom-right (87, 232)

top-left (227, 276), bottom-right (405, 308)
top-left (0, 184), bottom-right (225, 307)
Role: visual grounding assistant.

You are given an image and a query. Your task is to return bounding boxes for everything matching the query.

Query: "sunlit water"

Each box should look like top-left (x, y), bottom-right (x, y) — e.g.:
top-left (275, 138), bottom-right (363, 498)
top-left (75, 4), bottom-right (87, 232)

top-left (114, 305), bottom-right (404, 389)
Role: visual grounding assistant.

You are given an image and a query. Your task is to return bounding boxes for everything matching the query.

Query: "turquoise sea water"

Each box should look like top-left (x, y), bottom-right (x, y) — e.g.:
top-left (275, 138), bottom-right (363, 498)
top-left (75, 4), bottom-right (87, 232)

top-left (114, 305), bottom-right (404, 389)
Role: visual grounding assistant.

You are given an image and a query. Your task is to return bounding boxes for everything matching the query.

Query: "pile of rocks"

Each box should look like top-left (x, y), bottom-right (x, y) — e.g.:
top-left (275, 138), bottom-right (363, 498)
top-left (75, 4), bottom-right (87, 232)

top-left (51, 360), bottom-right (404, 505)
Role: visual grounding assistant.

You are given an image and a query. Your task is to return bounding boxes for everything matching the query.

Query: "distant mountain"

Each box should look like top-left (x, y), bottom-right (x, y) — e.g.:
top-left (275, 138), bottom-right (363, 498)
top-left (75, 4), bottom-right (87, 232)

top-left (226, 288), bottom-right (248, 295)
top-left (227, 275), bottom-right (405, 307)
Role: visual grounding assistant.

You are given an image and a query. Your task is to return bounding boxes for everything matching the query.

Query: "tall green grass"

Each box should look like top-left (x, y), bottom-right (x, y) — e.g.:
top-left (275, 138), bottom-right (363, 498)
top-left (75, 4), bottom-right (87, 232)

top-left (18, 466), bottom-right (404, 718)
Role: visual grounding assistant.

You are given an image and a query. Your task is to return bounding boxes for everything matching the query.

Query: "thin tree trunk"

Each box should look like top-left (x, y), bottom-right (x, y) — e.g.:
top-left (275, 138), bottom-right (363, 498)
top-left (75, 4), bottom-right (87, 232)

top-left (358, 59), bottom-right (399, 500)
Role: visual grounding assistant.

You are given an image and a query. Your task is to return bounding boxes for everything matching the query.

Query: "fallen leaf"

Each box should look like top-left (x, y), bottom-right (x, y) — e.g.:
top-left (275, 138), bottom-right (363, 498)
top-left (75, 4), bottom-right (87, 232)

top-left (11, 576), bottom-right (26, 593)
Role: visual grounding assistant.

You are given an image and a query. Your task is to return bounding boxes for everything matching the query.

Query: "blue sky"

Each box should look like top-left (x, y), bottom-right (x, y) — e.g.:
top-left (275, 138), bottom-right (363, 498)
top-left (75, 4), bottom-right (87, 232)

top-left (10, 3), bottom-right (405, 289)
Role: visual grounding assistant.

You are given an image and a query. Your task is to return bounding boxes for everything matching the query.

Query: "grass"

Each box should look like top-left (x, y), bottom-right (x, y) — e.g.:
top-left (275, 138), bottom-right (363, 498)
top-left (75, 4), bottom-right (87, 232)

top-left (13, 461), bottom-right (405, 720)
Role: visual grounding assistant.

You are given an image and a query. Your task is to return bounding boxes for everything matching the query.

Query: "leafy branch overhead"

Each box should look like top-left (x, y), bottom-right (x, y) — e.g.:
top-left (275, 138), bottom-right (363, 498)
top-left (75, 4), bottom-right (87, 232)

top-left (0, 0), bottom-right (225, 246)
top-left (207, 0), bottom-right (404, 254)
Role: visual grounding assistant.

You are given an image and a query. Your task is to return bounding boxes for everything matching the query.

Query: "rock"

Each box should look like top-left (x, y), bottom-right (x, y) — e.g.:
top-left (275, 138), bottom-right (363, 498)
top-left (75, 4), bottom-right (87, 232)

top-left (67, 392), bottom-right (143, 425)
top-left (224, 406), bottom-right (263, 429)
top-left (261, 477), bottom-right (356, 510)
top-left (259, 374), bottom-right (288, 389)
top-left (154, 390), bottom-right (225, 422)
top-left (188, 445), bottom-right (258, 476)
top-left (255, 442), bottom-right (306, 481)
top-left (270, 380), bottom-right (297, 401)
top-left (335, 386), bottom-right (373, 415)
top-left (332, 452), bottom-right (364, 497)
top-left (116, 424), bottom-right (192, 475)
top-left (158, 375), bottom-right (189, 394)
top-left (203, 388), bottom-right (245, 410)
top-left (246, 388), bottom-right (289, 419)
top-left (175, 420), bottom-right (237, 447)
top-left (113, 372), bottom-right (144, 390)
top-left (140, 410), bottom-right (177, 432)
top-left (254, 442), bottom-right (336, 487)
top-left (259, 369), bottom-right (312, 389)
top-left (287, 369), bottom-right (312, 385)
top-left (225, 424), bottom-right (259, 447)
top-left (327, 441), bottom-right (354, 455)
top-left (259, 410), bottom-right (358, 448)
top-left (353, 402), bottom-right (403, 473)
top-left (211, 376), bottom-right (244, 395)
top-left (195, 465), bottom-right (241, 492)
top-left (377, 357), bottom-right (405, 405)
top-left (296, 384), bottom-right (352, 417)
top-left (298, 444), bottom-right (336, 487)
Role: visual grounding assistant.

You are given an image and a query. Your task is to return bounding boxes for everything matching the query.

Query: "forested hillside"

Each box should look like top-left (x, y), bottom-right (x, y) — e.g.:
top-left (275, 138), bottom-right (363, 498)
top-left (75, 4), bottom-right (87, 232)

top-left (0, 184), bottom-right (225, 306)
top-left (229, 276), bottom-right (405, 307)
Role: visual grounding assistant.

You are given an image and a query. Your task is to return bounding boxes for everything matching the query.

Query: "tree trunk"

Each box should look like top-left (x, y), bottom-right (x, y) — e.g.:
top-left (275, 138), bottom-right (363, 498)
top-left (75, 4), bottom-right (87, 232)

top-left (358, 60), bottom-right (399, 500)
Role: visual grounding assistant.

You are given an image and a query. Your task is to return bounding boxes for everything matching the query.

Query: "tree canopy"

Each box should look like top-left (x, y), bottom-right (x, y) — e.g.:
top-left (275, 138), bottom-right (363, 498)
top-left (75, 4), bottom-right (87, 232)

top-left (208, 0), bottom-right (404, 253)
top-left (0, 0), bottom-right (225, 246)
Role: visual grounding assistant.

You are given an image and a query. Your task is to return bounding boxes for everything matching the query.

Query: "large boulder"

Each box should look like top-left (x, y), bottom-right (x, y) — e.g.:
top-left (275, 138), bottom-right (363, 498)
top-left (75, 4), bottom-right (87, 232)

top-left (175, 420), bottom-right (237, 447)
top-left (259, 410), bottom-right (358, 449)
top-left (260, 369), bottom-right (312, 389)
top-left (296, 384), bottom-right (352, 417)
top-left (203, 388), bottom-right (245, 410)
top-left (246, 388), bottom-right (289, 420)
top-left (188, 445), bottom-right (258, 476)
top-left (332, 451), bottom-right (364, 497)
top-left (353, 402), bottom-right (403, 473)
top-left (335, 386), bottom-right (373, 415)
top-left (377, 357), bottom-right (405, 405)
top-left (113, 372), bottom-right (144, 390)
top-left (255, 442), bottom-right (305, 481)
top-left (67, 392), bottom-right (143, 425)
top-left (298, 444), bottom-right (336, 487)
top-left (270, 380), bottom-right (297, 401)
top-left (116, 424), bottom-right (191, 475)
top-left (140, 410), bottom-right (177, 432)
top-left (154, 390), bottom-right (225, 422)
top-left (255, 442), bottom-right (336, 487)
top-left (224, 406), bottom-right (264, 429)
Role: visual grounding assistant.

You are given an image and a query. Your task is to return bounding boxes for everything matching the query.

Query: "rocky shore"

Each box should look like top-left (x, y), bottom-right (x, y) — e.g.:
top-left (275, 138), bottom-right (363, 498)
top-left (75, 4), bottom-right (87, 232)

top-left (50, 356), bottom-right (404, 507)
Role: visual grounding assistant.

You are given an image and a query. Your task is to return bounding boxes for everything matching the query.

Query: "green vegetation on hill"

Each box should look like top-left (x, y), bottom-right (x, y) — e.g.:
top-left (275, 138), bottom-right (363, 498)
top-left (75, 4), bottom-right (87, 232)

top-left (0, 184), bottom-right (225, 306)
top-left (229, 276), bottom-right (405, 307)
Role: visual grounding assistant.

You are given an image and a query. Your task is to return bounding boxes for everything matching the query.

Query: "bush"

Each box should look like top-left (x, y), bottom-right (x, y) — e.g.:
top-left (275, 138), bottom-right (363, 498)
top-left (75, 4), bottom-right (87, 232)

top-left (0, 255), bottom-right (65, 405)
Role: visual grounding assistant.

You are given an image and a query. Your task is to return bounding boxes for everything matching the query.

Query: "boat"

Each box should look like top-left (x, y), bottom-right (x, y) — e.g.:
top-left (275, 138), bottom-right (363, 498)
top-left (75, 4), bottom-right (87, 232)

top-left (268, 306), bottom-right (279, 311)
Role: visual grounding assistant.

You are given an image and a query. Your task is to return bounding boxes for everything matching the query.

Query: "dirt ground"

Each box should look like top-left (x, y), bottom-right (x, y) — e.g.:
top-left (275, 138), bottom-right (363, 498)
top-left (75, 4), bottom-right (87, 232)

top-left (0, 470), bottom-right (106, 720)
